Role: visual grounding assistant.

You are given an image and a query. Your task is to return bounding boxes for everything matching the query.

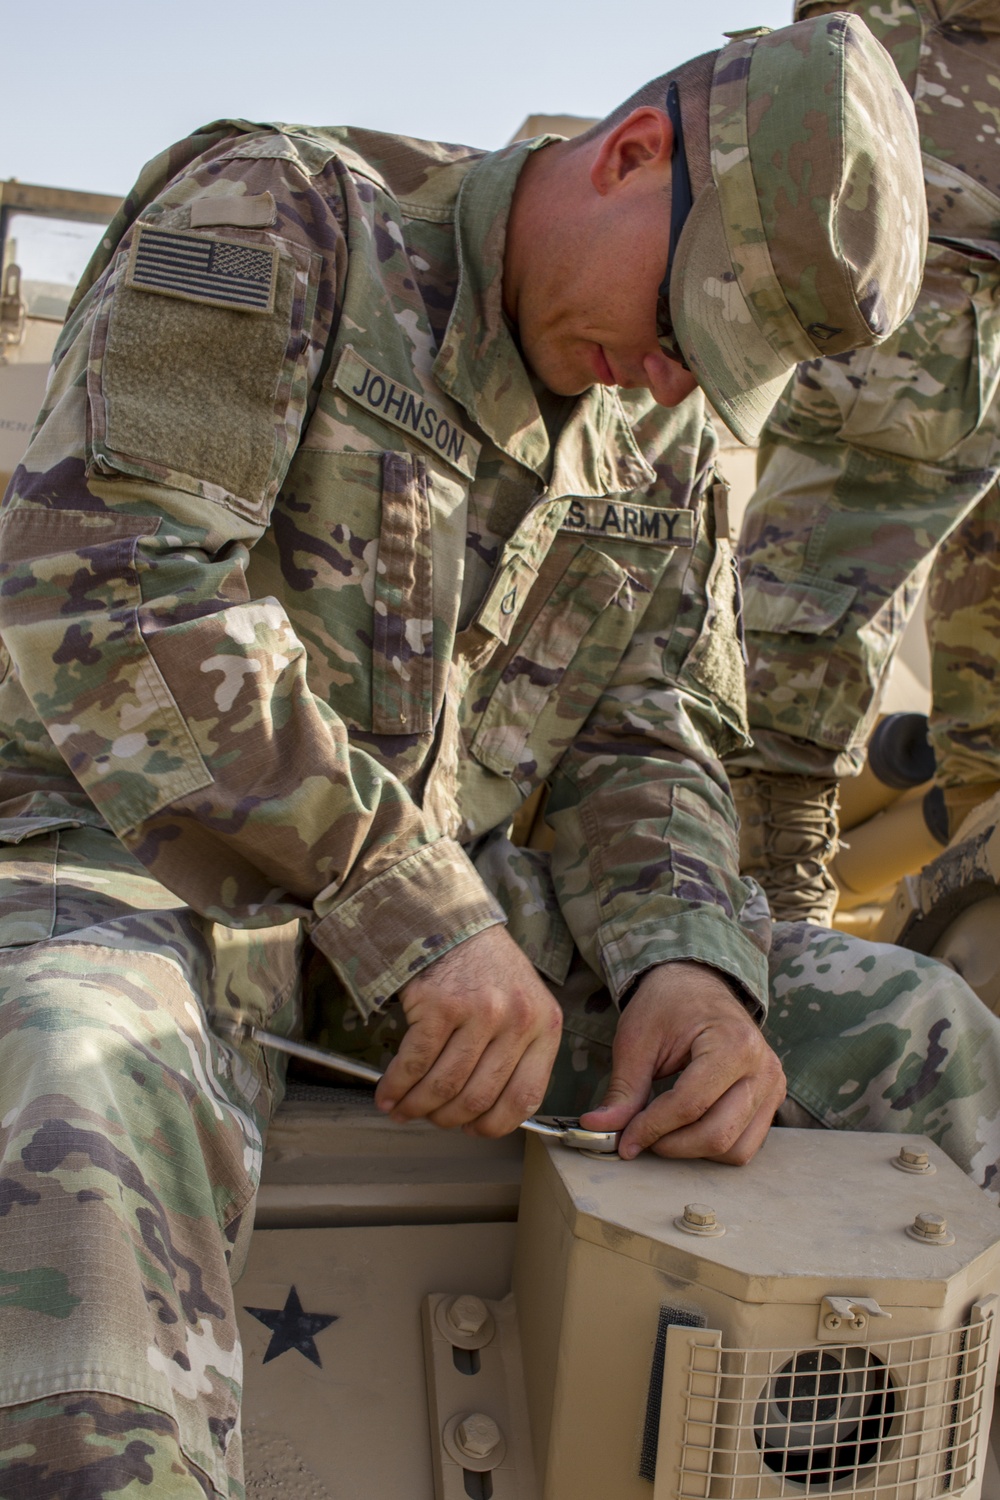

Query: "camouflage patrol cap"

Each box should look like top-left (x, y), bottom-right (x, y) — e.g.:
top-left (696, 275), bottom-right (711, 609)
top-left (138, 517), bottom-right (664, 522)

top-left (665, 13), bottom-right (926, 444)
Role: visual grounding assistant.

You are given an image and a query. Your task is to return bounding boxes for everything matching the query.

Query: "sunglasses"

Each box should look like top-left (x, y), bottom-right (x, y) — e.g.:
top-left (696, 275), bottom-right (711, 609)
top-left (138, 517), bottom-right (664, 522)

top-left (655, 80), bottom-right (694, 371)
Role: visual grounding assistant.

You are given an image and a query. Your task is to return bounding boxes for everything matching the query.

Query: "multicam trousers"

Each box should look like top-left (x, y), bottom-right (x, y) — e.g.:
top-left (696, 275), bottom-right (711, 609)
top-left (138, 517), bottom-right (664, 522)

top-left (732, 238), bottom-right (1000, 788)
top-left (2, 827), bottom-right (999, 1497)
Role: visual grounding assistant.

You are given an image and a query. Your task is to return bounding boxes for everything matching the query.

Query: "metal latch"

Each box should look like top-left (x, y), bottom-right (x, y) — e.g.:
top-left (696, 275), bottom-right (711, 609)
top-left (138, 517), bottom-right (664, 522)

top-left (0, 263), bottom-right (26, 358)
top-left (818, 1295), bottom-right (891, 1341)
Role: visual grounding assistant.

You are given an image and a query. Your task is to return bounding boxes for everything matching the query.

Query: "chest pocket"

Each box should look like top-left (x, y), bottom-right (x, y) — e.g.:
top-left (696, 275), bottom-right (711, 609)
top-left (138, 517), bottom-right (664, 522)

top-left (469, 538), bottom-right (635, 787)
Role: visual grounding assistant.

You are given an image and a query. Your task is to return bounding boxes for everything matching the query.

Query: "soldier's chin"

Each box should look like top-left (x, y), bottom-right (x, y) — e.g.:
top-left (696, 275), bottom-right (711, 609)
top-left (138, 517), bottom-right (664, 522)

top-left (519, 339), bottom-right (594, 399)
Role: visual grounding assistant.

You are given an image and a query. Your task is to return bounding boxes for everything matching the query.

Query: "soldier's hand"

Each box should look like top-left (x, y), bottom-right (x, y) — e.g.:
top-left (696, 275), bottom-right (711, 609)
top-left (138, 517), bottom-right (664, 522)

top-left (375, 925), bottom-right (562, 1137)
top-left (579, 961), bottom-right (785, 1164)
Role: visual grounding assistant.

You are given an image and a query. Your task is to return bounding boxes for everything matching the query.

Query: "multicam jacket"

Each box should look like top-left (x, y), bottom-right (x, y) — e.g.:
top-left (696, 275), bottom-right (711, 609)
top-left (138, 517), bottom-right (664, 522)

top-left (0, 122), bottom-right (768, 1018)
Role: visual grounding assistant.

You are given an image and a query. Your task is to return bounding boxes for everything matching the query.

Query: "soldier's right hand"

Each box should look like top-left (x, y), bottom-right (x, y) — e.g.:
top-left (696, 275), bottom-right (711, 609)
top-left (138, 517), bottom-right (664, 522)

top-left (375, 925), bottom-right (563, 1137)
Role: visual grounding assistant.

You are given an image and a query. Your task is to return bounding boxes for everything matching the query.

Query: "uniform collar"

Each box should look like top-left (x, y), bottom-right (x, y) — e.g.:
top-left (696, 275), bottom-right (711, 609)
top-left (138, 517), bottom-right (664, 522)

top-left (434, 139), bottom-right (655, 496)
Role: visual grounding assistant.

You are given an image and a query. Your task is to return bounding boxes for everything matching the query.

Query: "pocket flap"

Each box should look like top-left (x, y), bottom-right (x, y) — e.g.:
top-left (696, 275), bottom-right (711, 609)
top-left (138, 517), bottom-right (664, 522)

top-left (741, 565), bottom-right (856, 635)
top-left (0, 816), bottom-right (83, 845)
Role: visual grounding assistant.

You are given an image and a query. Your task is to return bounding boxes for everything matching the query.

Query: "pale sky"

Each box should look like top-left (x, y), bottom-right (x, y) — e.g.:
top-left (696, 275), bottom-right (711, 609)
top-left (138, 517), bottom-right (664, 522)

top-left (3, 0), bottom-right (792, 197)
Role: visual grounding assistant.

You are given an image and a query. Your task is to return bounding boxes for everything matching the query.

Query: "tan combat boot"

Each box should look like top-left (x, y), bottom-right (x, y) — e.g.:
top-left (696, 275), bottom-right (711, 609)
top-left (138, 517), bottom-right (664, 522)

top-left (731, 771), bottom-right (840, 926)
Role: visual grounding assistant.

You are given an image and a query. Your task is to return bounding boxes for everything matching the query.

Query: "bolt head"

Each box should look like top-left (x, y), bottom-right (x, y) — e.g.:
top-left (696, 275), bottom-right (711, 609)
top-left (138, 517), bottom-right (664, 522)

top-left (683, 1203), bottom-right (716, 1227)
top-left (448, 1295), bottom-right (489, 1337)
top-left (456, 1413), bottom-right (501, 1460)
top-left (914, 1211), bottom-right (947, 1238)
top-left (900, 1147), bottom-right (929, 1168)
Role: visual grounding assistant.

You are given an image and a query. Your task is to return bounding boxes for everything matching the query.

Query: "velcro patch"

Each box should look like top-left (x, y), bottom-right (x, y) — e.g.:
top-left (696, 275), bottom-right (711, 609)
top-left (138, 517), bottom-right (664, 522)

top-left (332, 345), bottom-right (481, 480)
top-left (127, 224), bottom-right (278, 314)
top-left (189, 192), bottom-right (277, 230)
top-left (561, 497), bottom-right (696, 546)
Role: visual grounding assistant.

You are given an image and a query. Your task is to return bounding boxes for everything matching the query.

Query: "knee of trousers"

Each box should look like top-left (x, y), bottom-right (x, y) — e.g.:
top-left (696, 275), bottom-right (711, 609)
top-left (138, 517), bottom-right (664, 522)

top-left (0, 938), bottom-right (263, 1236)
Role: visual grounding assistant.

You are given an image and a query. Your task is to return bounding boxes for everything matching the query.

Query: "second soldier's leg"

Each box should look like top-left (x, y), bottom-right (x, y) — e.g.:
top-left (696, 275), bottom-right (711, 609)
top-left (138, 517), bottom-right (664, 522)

top-left (764, 921), bottom-right (1000, 1200)
top-left (730, 240), bottom-right (1000, 920)
top-left (925, 480), bottom-right (1000, 838)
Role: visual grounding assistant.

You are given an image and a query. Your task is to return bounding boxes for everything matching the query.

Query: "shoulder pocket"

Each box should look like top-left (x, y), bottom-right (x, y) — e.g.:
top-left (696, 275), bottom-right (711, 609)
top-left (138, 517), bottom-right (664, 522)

top-left (86, 223), bottom-right (323, 527)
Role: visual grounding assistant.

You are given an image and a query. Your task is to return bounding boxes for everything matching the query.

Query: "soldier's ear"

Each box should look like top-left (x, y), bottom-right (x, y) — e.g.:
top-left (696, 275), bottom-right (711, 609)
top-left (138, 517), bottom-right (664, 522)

top-left (590, 108), bottom-right (673, 197)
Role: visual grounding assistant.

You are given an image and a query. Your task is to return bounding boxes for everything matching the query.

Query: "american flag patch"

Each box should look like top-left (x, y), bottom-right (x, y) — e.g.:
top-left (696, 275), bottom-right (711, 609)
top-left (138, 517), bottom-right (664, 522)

top-left (126, 225), bottom-right (278, 314)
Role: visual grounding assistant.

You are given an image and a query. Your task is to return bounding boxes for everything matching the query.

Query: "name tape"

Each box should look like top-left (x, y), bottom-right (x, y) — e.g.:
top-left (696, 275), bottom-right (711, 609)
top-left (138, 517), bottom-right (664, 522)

top-left (332, 346), bottom-right (481, 479)
top-left (561, 497), bottom-right (696, 546)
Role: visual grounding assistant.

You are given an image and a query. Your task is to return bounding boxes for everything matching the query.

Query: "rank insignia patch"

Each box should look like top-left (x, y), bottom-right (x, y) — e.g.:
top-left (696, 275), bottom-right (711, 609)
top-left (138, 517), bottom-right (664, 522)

top-left (127, 224), bottom-right (278, 313)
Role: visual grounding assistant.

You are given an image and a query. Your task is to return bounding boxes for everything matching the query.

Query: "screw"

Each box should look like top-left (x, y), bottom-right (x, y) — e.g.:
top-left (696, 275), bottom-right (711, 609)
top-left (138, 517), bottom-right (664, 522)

top-left (456, 1413), bottom-right (501, 1461)
top-left (850, 1315), bottom-right (867, 1330)
top-left (447, 1295), bottom-right (489, 1338)
top-left (824, 1313), bottom-right (842, 1331)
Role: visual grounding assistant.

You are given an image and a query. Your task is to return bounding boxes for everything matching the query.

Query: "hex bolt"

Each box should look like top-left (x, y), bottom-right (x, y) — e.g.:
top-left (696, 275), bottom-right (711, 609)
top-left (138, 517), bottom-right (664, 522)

top-left (893, 1145), bottom-right (934, 1175)
top-left (906, 1210), bottom-right (955, 1246)
top-left (456, 1413), bottom-right (501, 1461)
top-left (674, 1202), bottom-right (725, 1237)
top-left (684, 1204), bottom-right (715, 1227)
top-left (448, 1295), bottom-right (489, 1338)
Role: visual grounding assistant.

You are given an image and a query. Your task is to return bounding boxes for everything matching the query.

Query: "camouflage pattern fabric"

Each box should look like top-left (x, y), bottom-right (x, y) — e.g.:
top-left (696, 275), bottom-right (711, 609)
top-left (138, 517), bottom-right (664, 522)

top-left (0, 826), bottom-right (301, 1499)
top-left (668, 13), bottom-right (925, 443)
top-left (926, 480), bottom-right (1000, 788)
top-left (0, 122), bottom-right (769, 1021)
top-left (3, 828), bottom-right (998, 1497)
top-left (732, 0), bottom-right (1000, 785)
top-left (309, 897), bottom-right (1000, 1204)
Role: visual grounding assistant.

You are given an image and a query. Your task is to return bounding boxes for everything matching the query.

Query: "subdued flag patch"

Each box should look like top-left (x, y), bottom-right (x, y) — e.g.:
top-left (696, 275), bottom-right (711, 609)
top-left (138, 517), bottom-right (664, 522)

top-left (127, 224), bottom-right (278, 314)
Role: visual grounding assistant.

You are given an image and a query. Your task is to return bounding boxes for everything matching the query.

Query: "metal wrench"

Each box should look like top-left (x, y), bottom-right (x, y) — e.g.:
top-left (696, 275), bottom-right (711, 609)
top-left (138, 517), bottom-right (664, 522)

top-left (212, 1015), bottom-right (620, 1154)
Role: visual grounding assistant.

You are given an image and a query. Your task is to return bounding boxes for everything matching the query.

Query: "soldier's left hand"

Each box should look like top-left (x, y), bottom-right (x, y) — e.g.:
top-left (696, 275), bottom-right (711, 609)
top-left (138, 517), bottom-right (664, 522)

top-left (579, 960), bottom-right (785, 1164)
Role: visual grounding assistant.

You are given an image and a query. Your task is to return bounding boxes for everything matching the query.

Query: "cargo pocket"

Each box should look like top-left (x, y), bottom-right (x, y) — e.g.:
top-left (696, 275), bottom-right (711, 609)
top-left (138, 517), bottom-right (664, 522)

top-left (470, 540), bottom-right (633, 784)
top-left (0, 818), bottom-right (82, 947)
top-left (741, 566), bottom-right (857, 638)
top-left (86, 223), bottom-right (322, 525)
top-left (372, 451), bottom-right (435, 735)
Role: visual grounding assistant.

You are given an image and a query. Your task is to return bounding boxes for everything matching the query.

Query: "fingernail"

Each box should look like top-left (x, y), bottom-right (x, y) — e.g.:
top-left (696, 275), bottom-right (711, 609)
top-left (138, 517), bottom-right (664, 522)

top-left (619, 1144), bottom-right (638, 1160)
top-left (376, 1098), bottom-right (393, 1113)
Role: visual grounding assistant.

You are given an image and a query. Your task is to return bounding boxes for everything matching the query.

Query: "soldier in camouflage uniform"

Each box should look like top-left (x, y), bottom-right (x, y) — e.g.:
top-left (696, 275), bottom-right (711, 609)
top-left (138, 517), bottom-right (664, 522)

top-left (0, 17), bottom-right (992, 1498)
top-left (731, 0), bottom-right (1000, 922)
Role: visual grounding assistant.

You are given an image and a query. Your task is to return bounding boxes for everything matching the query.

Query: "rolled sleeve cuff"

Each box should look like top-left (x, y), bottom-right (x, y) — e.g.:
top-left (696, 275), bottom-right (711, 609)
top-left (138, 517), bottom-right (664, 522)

top-left (311, 838), bottom-right (507, 1019)
top-left (597, 905), bottom-right (769, 1022)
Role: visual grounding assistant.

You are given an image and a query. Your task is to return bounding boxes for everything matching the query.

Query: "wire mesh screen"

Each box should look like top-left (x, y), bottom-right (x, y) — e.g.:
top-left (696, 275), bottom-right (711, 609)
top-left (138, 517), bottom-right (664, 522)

top-left (672, 1313), bottom-right (994, 1499)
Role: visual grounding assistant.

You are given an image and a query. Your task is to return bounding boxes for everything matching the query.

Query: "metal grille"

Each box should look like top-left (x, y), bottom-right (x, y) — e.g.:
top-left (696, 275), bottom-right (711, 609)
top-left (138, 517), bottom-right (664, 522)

top-left (669, 1311), bottom-right (994, 1499)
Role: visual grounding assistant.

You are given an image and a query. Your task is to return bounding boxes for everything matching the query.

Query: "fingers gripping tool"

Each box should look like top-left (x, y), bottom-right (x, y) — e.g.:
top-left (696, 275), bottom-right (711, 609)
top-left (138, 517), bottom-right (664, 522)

top-left (212, 1015), bottom-right (620, 1154)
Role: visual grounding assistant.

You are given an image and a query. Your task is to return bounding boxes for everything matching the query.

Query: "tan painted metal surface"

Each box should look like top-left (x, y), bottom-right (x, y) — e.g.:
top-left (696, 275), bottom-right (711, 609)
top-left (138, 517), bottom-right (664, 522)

top-left (239, 1221), bottom-right (516, 1498)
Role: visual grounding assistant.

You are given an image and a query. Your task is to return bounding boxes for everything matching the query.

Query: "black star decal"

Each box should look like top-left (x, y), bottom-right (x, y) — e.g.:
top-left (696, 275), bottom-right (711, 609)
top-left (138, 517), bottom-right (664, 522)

top-left (245, 1286), bottom-right (338, 1367)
